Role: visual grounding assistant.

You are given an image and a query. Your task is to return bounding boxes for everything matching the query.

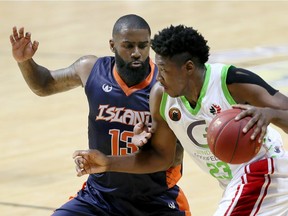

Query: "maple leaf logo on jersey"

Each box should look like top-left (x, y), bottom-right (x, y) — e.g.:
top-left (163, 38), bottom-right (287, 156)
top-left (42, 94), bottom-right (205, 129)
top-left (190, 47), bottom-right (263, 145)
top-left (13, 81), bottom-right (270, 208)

top-left (209, 104), bottom-right (221, 115)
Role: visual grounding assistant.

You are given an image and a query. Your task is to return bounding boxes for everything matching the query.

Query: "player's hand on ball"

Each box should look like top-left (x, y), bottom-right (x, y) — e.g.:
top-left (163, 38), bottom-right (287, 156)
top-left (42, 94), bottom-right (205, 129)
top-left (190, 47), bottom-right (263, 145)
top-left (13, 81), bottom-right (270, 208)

top-left (10, 26), bottom-right (39, 63)
top-left (233, 104), bottom-right (271, 143)
top-left (132, 122), bottom-right (153, 147)
top-left (73, 150), bottom-right (109, 177)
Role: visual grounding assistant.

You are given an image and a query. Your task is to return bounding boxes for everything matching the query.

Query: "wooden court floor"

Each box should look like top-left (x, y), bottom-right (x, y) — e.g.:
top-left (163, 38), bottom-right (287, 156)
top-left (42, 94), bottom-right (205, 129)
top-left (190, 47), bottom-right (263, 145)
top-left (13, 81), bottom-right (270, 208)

top-left (1, 1), bottom-right (288, 215)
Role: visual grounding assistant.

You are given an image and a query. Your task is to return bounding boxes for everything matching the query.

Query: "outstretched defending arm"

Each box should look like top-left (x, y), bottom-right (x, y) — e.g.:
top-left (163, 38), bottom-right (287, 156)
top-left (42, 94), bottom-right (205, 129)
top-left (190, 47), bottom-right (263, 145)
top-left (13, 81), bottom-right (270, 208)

top-left (10, 26), bottom-right (95, 96)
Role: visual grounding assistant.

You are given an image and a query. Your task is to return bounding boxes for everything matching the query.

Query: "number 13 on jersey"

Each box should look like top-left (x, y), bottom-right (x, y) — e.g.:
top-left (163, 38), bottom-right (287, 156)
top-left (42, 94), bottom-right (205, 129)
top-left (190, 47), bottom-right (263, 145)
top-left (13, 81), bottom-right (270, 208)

top-left (109, 129), bottom-right (139, 155)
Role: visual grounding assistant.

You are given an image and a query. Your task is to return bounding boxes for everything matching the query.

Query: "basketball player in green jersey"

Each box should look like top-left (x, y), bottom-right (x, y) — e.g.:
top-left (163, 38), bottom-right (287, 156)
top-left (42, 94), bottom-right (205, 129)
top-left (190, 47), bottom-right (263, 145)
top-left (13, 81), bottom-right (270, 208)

top-left (74, 24), bottom-right (288, 215)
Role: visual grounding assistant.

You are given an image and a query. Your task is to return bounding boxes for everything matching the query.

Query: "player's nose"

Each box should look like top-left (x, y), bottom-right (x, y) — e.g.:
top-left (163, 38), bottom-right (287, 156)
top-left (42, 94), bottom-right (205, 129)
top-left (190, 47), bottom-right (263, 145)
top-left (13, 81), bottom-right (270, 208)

top-left (131, 47), bottom-right (141, 59)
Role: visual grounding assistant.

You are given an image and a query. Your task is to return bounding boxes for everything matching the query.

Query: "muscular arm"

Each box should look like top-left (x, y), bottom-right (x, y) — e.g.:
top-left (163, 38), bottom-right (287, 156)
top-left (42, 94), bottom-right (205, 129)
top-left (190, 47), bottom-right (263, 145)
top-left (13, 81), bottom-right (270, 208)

top-left (108, 82), bottom-right (177, 173)
top-left (227, 67), bottom-right (288, 134)
top-left (74, 82), bottom-right (177, 175)
top-left (10, 26), bottom-right (96, 96)
top-left (18, 55), bottom-right (96, 96)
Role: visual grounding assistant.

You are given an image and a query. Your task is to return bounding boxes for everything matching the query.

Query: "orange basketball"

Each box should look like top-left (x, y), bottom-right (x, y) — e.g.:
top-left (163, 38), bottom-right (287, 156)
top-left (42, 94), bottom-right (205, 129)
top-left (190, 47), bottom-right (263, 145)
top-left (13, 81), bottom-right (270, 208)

top-left (207, 108), bottom-right (261, 164)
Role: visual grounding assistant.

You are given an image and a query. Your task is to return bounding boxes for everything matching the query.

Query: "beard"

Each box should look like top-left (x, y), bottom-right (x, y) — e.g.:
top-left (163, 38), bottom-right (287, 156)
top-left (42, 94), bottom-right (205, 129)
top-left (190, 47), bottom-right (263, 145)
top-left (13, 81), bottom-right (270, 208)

top-left (114, 50), bottom-right (150, 87)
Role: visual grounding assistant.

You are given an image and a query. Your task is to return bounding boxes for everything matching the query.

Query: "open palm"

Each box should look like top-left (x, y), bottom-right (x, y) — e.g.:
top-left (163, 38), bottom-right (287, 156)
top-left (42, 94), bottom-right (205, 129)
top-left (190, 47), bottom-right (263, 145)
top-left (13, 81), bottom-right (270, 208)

top-left (10, 26), bottom-right (39, 62)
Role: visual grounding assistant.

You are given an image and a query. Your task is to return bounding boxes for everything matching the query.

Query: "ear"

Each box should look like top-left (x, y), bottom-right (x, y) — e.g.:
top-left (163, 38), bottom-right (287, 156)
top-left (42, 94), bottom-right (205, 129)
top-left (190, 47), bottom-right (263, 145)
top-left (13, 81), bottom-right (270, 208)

top-left (184, 60), bottom-right (195, 75)
top-left (109, 39), bottom-right (115, 53)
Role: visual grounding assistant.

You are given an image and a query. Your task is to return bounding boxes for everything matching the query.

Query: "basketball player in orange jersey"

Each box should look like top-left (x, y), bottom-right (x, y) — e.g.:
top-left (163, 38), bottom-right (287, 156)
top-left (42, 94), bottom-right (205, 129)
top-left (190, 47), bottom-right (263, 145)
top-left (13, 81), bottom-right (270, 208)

top-left (74, 25), bottom-right (288, 215)
top-left (10, 16), bottom-right (191, 216)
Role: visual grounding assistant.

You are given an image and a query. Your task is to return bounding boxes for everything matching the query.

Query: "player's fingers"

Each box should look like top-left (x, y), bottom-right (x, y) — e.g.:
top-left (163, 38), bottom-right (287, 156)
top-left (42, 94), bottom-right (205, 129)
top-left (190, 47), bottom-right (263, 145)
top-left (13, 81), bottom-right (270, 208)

top-left (144, 132), bottom-right (152, 140)
top-left (147, 127), bottom-right (155, 133)
top-left (25, 32), bottom-right (31, 39)
top-left (77, 172), bottom-right (83, 177)
top-left (132, 136), bottom-right (144, 146)
top-left (76, 166), bottom-right (87, 177)
top-left (133, 122), bottom-right (145, 134)
top-left (75, 164), bottom-right (82, 173)
top-left (72, 150), bottom-right (88, 159)
top-left (74, 156), bottom-right (84, 167)
top-left (233, 104), bottom-right (256, 121)
top-left (19, 27), bottom-right (24, 38)
top-left (12, 26), bottom-right (19, 40)
top-left (9, 35), bottom-right (16, 45)
top-left (141, 137), bottom-right (149, 145)
top-left (78, 169), bottom-right (88, 177)
top-left (78, 163), bottom-right (91, 177)
top-left (137, 140), bottom-right (145, 147)
top-left (242, 113), bottom-right (259, 133)
top-left (234, 109), bottom-right (249, 121)
top-left (250, 125), bottom-right (261, 140)
top-left (232, 104), bottom-right (250, 111)
top-left (32, 40), bottom-right (39, 51)
top-left (74, 157), bottom-right (90, 177)
top-left (141, 134), bottom-right (153, 145)
top-left (234, 110), bottom-right (246, 121)
top-left (258, 125), bottom-right (267, 143)
top-left (72, 150), bottom-right (81, 158)
top-left (254, 116), bottom-right (268, 143)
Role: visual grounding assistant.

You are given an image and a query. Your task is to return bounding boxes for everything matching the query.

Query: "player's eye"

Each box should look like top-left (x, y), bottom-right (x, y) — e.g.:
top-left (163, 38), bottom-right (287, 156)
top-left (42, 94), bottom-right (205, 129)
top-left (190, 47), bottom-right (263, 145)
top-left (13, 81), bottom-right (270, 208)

top-left (123, 44), bottom-right (134, 49)
top-left (138, 43), bottom-right (149, 49)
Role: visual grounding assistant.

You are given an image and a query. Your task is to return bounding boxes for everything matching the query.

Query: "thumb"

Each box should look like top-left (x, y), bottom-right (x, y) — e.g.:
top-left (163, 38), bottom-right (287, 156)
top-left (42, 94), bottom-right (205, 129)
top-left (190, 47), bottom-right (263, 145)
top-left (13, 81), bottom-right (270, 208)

top-left (133, 122), bottom-right (145, 134)
top-left (32, 40), bottom-right (39, 52)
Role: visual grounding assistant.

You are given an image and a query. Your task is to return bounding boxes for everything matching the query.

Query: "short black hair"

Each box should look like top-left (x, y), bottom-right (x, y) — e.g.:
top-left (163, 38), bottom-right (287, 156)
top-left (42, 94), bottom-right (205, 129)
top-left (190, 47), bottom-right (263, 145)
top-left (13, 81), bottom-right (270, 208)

top-left (151, 25), bottom-right (210, 66)
top-left (112, 14), bottom-right (151, 37)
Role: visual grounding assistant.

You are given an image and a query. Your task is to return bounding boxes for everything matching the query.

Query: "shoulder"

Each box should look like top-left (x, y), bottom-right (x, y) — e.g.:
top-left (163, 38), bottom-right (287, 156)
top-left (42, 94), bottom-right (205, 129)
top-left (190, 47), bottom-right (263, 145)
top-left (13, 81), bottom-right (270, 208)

top-left (76, 55), bottom-right (98, 72)
top-left (75, 55), bottom-right (98, 86)
top-left (150, 82), bottom-right (164, 116)
top-left (150, 82), bottom-right (164, 100)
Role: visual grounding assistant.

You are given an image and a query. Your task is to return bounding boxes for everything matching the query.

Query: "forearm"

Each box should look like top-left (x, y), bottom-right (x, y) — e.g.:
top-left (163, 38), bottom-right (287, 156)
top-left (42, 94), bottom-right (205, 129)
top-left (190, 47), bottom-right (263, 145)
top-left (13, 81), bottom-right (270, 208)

top-left (269, 108), bottom-right (288, 133)
top-left (18, 59), bottom-right (54, 96)
top-left (107, 149), bottom-right (173, 174)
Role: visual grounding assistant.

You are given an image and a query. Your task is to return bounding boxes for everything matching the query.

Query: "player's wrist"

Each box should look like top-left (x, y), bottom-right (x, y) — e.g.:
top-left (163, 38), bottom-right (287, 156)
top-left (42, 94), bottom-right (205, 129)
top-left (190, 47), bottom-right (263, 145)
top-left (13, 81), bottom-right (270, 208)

top-left (106, 155), bottom-right (131, 173)
top-left (105, 155), bottom-right (117, 172)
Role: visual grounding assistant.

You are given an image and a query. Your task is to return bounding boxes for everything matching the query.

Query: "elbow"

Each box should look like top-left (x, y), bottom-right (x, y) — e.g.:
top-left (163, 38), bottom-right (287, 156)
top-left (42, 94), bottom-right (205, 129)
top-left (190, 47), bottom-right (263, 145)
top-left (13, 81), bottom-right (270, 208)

top-left (22, 71), bottom-right (56, 97)
top-left (30, 88), bottom-right (52, 97)
top-left (163, 161), bottom-right (174, 170)
top-left (27, 79), bottom-right (57, 96)
top-left (283, 128), bottom-right (288, 134)
top-left (161, 144), bottom-right (183, 169)
top-left (160, 156), bottom-right (174, 171)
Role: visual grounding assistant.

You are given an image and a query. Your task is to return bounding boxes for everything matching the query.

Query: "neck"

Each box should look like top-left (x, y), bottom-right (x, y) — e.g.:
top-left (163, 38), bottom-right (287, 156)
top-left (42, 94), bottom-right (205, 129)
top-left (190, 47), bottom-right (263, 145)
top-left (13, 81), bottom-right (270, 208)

top-left (186, 66), bottom-right (206, 107)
